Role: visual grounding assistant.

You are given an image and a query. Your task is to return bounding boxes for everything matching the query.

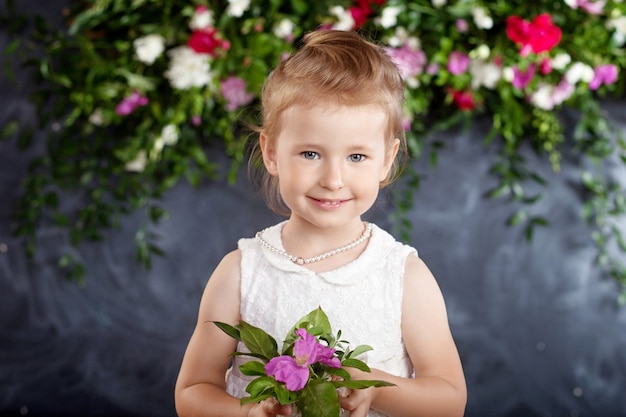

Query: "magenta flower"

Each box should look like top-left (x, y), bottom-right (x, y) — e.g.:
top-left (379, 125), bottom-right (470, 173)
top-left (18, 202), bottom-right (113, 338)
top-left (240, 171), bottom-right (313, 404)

top-left (385, 45), bottom-right (427, 80)
top-left (512, 64), bottom-right (535, 89)
top-left (220, 76), bottom-right (255, 111)
top-left (294, 329), bottom-right (341, 368)
top-left (447, 51), bottom-right (470, 75)
top-left (589, 64), bottom-right (618, 90)
top-left (264, 328), bottom-right (340, 391)
top-left (115, 91), bottom-right (148, 116)
top-left (456, 19), bottom-right (469, 33)
top-left (265, 355), bottom-right (309, 391)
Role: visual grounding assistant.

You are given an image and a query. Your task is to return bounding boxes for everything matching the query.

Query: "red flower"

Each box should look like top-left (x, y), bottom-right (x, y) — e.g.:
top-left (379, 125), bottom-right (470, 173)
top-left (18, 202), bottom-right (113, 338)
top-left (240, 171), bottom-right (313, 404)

top-left (188, 28), bottom-right (230, 56)
top-left (350, 4), bottom-right (372, 28)
top-left (449, 89), bottom-right (476, 111)
top-left (506, 13), bottom-right (561, 56)
top-left (350, 0), bottom-right (386, 29)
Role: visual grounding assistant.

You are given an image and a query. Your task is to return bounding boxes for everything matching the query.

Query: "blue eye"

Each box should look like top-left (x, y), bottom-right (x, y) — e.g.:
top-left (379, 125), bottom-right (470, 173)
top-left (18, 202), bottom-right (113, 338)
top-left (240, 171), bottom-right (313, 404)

top-left (302, 151), bottom-right (318, 160)
top-left (349, 154), bottom-right (365, 162)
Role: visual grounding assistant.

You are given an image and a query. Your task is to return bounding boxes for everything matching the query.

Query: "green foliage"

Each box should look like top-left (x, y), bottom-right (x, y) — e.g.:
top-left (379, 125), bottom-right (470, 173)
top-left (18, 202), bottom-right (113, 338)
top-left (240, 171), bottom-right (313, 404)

top-left (0, 0), bottom-right (625, 297)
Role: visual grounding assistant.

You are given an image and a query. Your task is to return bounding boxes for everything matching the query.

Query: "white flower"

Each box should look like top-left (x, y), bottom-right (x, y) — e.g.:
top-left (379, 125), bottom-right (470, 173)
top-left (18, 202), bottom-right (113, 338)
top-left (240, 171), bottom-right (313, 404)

top-left (89, 108), bottom-right (105, 126)
top-left (133, 34), bottom-right (165, 65)
top-left (565, 62), bottom-right (595, 84)
top-left (469, 59), bottom-right (502, 89)
top-left (470, 44), bottom-right (491, 60)
top-left (432, 0), bottom-right (447, 8)
top-left (379, 6), bottom-right (403, 28)
top-left (502, 67), bottom-right (515, 82)
top-left (125, 150), bottom-right (148, 172)
top-left (472, 7), bottom-right (493, 29)
top-left (164, 46), bottom-right (213, 90)
top-left (329, 6), bottom-right (354, 31)
top-left (608, 16), bottom-right (626, 45)
top-left (388, 27), bottom-right (407, 47)
top-left (530, 80), bottom-right (575, 110)
top-left (551, 53), bottom-right (572, 70)
top-left (274, 18), bottom-right (295, 40)
top-left (189, 7), bottom-right (214, 30)
top-left (530, 83), bottom-right (556, 110)
top-left (150, 125), bottom-right (179, 159)
top-left (226, 0), bottom-right (250, 17)
top-left (160, 124), bottom-right (179, 146)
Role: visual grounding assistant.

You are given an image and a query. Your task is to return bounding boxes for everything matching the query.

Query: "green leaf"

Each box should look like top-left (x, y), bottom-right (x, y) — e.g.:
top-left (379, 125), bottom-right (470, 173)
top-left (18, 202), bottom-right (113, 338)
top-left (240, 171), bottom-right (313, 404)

top-left (346, 344), bottom-right (373, 359)
top-left (284, 307), bottom-right (332, 348)
top-left (298, 380), bottom-right (340, 417)
top-left (332, 379), bottom-right (396, 390)
top-left (244, 376), bottom-right (277, 401)
top-left (274, 384), bottom-right (298, 406)
top-left (238, 360), bottom-right (267, 377)
top-left (341, 358), bottom-right (371, 372)
top-left (213, 321), bottom-right (241, 341)
top-left (239, 320), bottom-right (279, 360)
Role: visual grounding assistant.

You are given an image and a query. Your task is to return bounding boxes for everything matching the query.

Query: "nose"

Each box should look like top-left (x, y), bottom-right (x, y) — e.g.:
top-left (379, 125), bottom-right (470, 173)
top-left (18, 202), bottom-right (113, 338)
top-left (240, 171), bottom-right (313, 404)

top-left (319, 160), bottom-right (344, 190)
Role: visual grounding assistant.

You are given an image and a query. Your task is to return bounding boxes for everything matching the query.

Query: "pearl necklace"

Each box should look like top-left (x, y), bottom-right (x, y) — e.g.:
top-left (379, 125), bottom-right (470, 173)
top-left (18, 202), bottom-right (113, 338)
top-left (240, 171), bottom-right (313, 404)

top-left (255, 222), bottom-right (372, 265)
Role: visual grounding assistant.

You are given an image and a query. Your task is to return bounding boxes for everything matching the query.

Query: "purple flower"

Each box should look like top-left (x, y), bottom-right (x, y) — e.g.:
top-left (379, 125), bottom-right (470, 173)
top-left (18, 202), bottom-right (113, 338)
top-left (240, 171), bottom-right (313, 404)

top-left (265, 355), bottom-right (309, 391)
top-left (385, 45), bottom-right (427, 80)
top-left (294, 329), bottom-right (341, 368)
top-left (447, 51), bottom-right (470, 75)
top-left (264, 328), bottom-right (341, 392)
top-left (456, 19), bottom-right (469, 33)
top-left (589, 64), bottom-right (619, 90)
top-left (220, 76), bottom-right (255, 111)
top-left (115, 91), bottom-right (148, 116)
top-left (512, 64), bottom-right (535, 89)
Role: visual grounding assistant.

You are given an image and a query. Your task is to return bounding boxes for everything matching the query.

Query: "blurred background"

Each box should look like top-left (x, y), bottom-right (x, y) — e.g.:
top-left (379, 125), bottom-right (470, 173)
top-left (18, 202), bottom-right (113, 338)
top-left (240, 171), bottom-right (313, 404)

top-left (1, 1), bottom-right (626, 417)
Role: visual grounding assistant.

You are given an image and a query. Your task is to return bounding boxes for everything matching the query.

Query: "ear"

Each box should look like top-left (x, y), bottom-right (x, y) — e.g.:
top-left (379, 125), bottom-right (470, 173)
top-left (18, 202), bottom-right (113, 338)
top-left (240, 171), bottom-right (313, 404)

top-left (380, 138), bottom-right (400, 182)
top-left (260, 133), bottom-right (278, 176)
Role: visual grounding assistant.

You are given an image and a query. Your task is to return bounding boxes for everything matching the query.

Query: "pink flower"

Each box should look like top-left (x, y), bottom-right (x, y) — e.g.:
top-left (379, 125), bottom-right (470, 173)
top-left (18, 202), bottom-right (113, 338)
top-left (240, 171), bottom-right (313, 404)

top-left (589, 64), bottom-right (619, 90)
top-left (188, 28), bottom-right (230, 56)
top-left (426, 63), bottom-right (440, 75)
top-left (265, 355), bottom-right (309, 391)
top-left (220, 76), bottom-right (255, 111)
top-left (456, 19), bottom-right (469, 32)
top-left (264, 328), bottom-right (340, 392)
top-left (506, 13), bottom-right (561, 56)
top-left (294, 329), bottom-right (341, 368)
top-left (115, 91), bottom-right (148, 116)
top-left (566, 0), bottom-right (606, 15)
top-left (512, 64), bottom-right (536, 89)
top-left (385, 45), bottom-right (427, 80)
top-left (447, 51), bottom-right (470, 75)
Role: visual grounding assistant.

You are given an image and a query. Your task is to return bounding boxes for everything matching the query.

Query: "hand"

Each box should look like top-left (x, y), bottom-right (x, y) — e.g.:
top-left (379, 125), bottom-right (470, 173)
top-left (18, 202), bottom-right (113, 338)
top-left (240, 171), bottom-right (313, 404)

top-left (338, 386), bottom-right (374, 417)
top-left (248, 398), bottom-right (292, 417)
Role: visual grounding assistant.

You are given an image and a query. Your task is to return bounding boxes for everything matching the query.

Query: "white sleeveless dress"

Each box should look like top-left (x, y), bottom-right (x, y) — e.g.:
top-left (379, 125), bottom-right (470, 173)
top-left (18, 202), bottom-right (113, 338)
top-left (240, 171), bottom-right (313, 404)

top-left (225, 221), bottom-right (417, 417)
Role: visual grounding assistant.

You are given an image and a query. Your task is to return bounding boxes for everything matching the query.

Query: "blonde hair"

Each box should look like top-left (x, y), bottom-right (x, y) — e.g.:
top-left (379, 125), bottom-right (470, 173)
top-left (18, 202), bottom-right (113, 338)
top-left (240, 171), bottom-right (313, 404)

top-left (249, 30), bottom-right (408, 215)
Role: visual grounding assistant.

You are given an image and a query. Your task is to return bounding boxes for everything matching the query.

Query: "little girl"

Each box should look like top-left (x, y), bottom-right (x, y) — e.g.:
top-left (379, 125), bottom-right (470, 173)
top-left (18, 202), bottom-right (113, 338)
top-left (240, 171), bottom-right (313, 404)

top-left (175, 30), bottom-right (467, 417)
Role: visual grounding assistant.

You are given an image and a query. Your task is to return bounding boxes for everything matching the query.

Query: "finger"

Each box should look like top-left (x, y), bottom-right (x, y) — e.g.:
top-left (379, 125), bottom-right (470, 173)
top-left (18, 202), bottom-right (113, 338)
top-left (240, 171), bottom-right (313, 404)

top-left (260, 398), bottom-right (292, 416)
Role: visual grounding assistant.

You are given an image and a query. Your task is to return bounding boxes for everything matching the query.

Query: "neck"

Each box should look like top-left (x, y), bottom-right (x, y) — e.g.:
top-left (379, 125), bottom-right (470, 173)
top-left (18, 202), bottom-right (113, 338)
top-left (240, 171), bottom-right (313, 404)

top-left (282, 219), bottom-right (366, 256)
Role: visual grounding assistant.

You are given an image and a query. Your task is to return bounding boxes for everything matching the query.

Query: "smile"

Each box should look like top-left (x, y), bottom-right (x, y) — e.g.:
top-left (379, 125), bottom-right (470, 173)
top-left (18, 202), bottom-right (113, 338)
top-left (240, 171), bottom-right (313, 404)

top-left (310, 197), bottom-right (348, 208)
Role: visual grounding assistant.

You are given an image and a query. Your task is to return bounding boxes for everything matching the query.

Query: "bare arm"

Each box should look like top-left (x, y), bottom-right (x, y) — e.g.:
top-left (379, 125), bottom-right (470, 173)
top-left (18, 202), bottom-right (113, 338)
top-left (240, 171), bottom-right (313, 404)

top-left (175, 250), bottom-right (291, 417)
top-left (341, 254), bottom-right (467, 417)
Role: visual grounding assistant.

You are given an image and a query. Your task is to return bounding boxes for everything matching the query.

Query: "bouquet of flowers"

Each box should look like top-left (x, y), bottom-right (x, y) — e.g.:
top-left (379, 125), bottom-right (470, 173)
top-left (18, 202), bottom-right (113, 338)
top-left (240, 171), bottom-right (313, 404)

top-left (1, 0), bottom-right (625, 295)
top-left (214, 307), bottom-right (394, 417)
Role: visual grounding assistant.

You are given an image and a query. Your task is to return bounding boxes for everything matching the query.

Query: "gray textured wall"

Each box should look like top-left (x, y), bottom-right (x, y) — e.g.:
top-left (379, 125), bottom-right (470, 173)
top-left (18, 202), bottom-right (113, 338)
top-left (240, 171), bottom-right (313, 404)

top-left (1, 1), bottom-right (626, 417)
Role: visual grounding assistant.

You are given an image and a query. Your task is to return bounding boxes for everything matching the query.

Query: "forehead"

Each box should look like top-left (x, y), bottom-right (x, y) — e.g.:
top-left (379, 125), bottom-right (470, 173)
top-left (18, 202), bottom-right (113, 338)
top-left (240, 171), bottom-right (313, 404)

top-left (278, 103), bottom-right (388, 137)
